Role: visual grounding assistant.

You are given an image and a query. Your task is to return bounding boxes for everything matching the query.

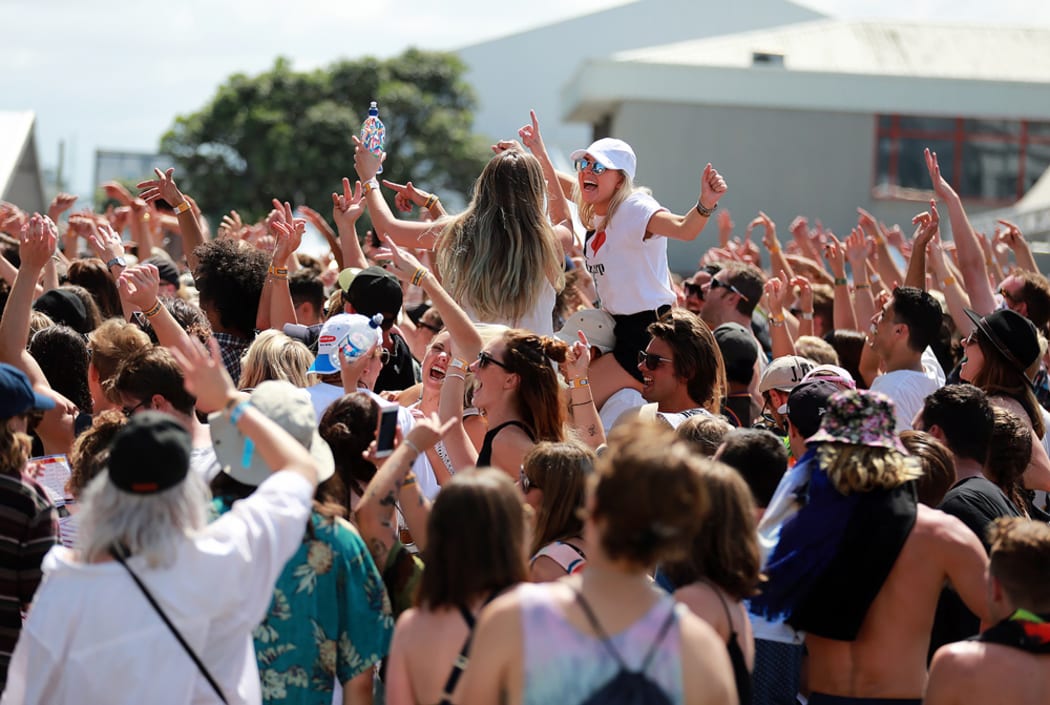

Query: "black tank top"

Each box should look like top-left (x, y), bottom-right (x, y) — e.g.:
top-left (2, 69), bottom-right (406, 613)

top-left (476, 420), bottom-right (535, 467)
top-left (705, 580), bottom-right (753, 705)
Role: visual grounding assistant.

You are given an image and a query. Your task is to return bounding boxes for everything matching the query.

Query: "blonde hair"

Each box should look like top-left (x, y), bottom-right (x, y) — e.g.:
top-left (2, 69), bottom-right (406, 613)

top-left (573, 169), bottom-right (648, 231)
top-left (436, 151), bottom-right (564, 324)
top-left (239, 329), bottom-right (313, 389)
top-left (816, 444), bottom-right (922, 495)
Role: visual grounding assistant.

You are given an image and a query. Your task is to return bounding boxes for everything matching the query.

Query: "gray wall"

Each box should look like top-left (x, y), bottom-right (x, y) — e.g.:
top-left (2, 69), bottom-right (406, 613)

top-left (611, 101), bottom-right (955, 276)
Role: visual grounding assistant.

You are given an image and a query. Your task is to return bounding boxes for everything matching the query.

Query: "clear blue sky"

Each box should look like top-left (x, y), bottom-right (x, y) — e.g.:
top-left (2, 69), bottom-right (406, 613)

top-left (1, 0), bottom-right (1046, 198)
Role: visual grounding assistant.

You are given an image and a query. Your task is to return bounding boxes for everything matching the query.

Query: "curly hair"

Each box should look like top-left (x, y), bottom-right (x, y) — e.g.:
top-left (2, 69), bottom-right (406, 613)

top-left (0, 423), bottom-right (32, 477)
top-left (499, 329), bottom-right (568, 442)
top-left (67, 410), bottom-right (126, 498)
top-left (436, 150), bottom-right (564, 325)
top-left (192, 238), bottom-right (267, 338)
top-left (28, 324), bottom-right (92, 413)
top-left (87, 319), bottom-right (151, 404)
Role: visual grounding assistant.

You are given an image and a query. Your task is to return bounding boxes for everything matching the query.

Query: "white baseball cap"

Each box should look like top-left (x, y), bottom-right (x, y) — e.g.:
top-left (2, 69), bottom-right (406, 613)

top-left (555, 309), bottom-right (617, 353)
top-left (570, 138), bottom-right (637, 180)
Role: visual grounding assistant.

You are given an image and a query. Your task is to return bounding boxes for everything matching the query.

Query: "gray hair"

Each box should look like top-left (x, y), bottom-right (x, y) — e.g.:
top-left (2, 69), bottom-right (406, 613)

top-left (76, 470), bottom-right (211, 569)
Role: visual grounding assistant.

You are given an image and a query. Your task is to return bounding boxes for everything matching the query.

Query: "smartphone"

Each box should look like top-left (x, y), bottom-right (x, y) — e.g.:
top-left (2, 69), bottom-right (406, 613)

top-left (375, 400), bottom-right (400, 458)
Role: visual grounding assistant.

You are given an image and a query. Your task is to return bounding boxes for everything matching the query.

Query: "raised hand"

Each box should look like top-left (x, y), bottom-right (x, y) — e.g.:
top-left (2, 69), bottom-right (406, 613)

top-left (137, 168), bottom-right (186, 207)
top-left (517, 109), bottom-right (546, 154)
top-left (218, 210), bottom-right (245, 239)
top-left (763, 275), bottom-right (789, 316)
top-left (564, 330), bottom-right (592, 382)
top-left (46, 193), bottom-right (77, 222)
top-left (169, 336), bottom-right (236, 414)
top-left (117, 263), bottom-right (161, 311)
top-left (19, 214), bottom-right (57, 270)
top-left (270, 199), bottom-right (305, 264)
top-left (405, 412), bottom-right (457, 454)
top-left (104, 181), bottom-right (135, 206)
top-left (352, 135), bottom-right (385, 182)
top-left (374, 234), bottom-right (427, 284)
top-left (380, 179), bottom-right (426, 213)
top-left (88, 222), bottom-right (125, 263)
top-left (490, 139), bottom-right (524, 155)
top-left (924, 148), bottom-right (955, 200)
top-left (717, 209), bottom-right (734, 248)
top-left (995, 219), bottom-right (1025, 252)
top-left (699, 163), bottom-right (728, 209)
top-left (911, 200), bottom-right (939, 250)
top-left (791, 274), bottom-right (813, 312)
top-left (844, 227), bottom-right (869, 268)
top-left (0, 204), bottom-right (28, 236)
top-left (823, 232), bottom-right (847, 279)
top-left (749, 211), bottom-right (779, 253)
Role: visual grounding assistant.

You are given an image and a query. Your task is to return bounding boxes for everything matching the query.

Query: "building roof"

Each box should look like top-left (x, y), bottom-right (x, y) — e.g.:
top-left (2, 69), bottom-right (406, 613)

top-left (563, 20), bottom-right (1050, 123)
top-left (0, 111), bottom-right (36, 196)
top-left (614, 19), bottom-right (1050, 83)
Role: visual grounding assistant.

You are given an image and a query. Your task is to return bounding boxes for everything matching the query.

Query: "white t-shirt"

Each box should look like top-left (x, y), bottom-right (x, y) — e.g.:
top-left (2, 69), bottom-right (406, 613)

top-left (599, 387), bottom-right (646, 431)
top-left (870, 369), bottom-right (941, 432)
top-left (463, 280), bottom-right (556, 336)
top-left (306, 383), bottom-right (438, 499)
top-left (584, 192), bottom-right (673, 315)
top-left (2, 471), bottom-right (314, 705)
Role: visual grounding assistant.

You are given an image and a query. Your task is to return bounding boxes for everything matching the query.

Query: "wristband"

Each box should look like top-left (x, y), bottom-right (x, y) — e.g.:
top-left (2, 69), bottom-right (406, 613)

top-left (770, 243), bottom-right (781, 254)
top-left (834, 277), bottom-right (848, 286)
top-left (402, 438), bottom-right (422, 458)
top-left (142, 299), bottom-right (163, 318)
top-left (229, 400), bottom-right (251, 425)
top-left (695, 200), bottom-right (717, 218)
top-left (568, 377), bottom-right (590, 390)
top-left (444, 373), bottom-right (466, 382)
top-left (410, 267), bottom-right (428, 287)
top-left (854, 283), bottom-right (870, 290)
top-left (422, 194), bottom-right (439, 210)
top-left (800, 311), bottom-right (814, 320)
top-left (770, 317), bottom-right (786, 328)
top-left (172, 201), bottom-right (191, 215)
top-left (570, 399), bottom-right (594, 407)
top-left (401, 473), bottom-right (418, 487)
top-left (268, 266), bottom-right (288, 280)
top-left (362, 178), bottom-right (380, 195)
top-left (449, 358), bottom-right (470, 371)
top-left (941, 275), bottom-right (957, 287)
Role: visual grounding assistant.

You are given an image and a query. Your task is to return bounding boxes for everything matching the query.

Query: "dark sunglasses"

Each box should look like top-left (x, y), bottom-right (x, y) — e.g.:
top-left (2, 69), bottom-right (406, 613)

top-left (478, 350), bottom-right (511, 371)
top-left (999, 287), bottom-right (1022, 305)
top-left (684, 282), bottom-right (705, 300)
top-left (709, 278), bottom-right (751, 302)
top-left (122, 399), bottom-right (149, 418)
top-left (418, 321), bottom-right (443, 334)
top-left (573, 158), bottom-right (609, 175)
top-left (638, 350), bottom-right (673, 371)
top-left (520, 466), bottom-right (540, 493)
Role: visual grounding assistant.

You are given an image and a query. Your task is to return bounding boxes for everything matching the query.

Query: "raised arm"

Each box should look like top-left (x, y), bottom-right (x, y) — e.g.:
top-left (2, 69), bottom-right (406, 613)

top-left (332, 177), bottom-right (370, 270)
top-left (353, 137), bottom-right (444, 250)
top-left (844, 228), bottom-right (876, 329)
top-left (858, 208), bottom-right (904, 289)
top-left (563, 331), bottom-right (606, 450)
top-left (0, 215), bottom-right (55, 389)
top-left (823, 233), bottom-right (858, 331)
top-left (646, 163), bottom-right (728, 241)
top-left (764, 276), bottom-right (797, 359)
top-left (927, 233), bottom-right (972, 333)
top-left (518, 110), bottom-right (575, 251)
top-left (171, 336), bottom-right (318, 486)
top-left (116, 264), bottom-right (193, 352)
top-left (996, 219), bottom-right (1040, 274)
top-left (261, 199), bottom-right (305, 331)
top-left (138, 168), bottom-right (206, 274)
top-left (904, 201), bottom-right (939, 290)
top-left (754, 212), bottom-right (794, 283)
top-left (925, 148), bottom-right (996, 314)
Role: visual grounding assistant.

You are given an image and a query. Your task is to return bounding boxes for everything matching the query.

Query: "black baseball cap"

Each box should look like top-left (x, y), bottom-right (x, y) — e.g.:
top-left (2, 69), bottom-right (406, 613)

top-left (108, 412), bottom-right (191, 494)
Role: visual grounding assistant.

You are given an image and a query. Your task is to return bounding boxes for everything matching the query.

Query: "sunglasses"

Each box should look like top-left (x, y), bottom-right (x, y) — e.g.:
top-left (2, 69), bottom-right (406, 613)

top-left (638, 350), bottom-right (674, 371)
top-left (519, 466), bottom-right (540, 493)
top-left (999, 287), bottom-right (1022, 305)
top-left (962, 331), bottom-right (980, 347)
top-left (573, 158), bottom-right (609, 176)
top-left (418, 321), bottom-right (443, 334)
top-left (709, 278), bottom-right (751, 303)
top-left (477, 350), bottom-right (511, 371)
top-left (122, 399), bottom-right (149, 418)
top-left (684, 283), bottom-right (705, 300)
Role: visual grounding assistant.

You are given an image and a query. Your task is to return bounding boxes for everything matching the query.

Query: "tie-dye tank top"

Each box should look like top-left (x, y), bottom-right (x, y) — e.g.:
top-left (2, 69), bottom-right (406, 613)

top-left (519, 582), bottom-right (686, 705)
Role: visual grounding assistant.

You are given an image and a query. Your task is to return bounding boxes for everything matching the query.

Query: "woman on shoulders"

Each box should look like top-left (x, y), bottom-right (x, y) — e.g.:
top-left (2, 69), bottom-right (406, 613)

top-left (458, 420), bottom-right (737, 705)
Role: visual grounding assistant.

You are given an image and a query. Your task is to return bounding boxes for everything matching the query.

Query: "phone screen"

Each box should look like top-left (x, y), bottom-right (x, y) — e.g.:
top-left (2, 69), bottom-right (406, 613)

top-left (375, 402), bottom-right (399, 458)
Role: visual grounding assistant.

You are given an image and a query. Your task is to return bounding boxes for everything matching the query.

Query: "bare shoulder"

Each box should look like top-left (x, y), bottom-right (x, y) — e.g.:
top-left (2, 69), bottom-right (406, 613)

top-left (677, 608), bottom-right (736, 705)
top-left (925, 642), bottom-right (984, 705)
top-left (530, 555), bottom-right (568, 583)
top-left (915, 503), bottom-right (978, 544)
top-left (674, 583), bottom-right (729, 640)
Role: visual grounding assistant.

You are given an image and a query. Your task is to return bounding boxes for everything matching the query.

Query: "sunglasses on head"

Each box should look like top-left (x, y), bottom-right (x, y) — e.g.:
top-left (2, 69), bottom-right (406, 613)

top-left (477, 350), bottom-right (511, 371)
top-left (638, 350), bottom-right (673, 371)
top-left (709, 278), bottom-right (750, 303)
top-left (574, 158), bottom-right (609, 176)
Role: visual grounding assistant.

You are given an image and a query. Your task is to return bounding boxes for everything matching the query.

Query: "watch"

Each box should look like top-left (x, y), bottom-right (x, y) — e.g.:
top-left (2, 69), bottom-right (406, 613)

top-left (106, 256), bottom-right (127, 270)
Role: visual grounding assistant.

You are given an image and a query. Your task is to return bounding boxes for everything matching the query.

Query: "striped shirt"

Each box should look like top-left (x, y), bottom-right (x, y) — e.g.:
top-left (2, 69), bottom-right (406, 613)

top-left (0, 472), bottom-right (58, 690)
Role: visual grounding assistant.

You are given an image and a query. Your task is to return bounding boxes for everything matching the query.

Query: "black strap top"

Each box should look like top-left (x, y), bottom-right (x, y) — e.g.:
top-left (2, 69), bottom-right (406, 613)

top-left (705, 580), bottom-right (753, 705)
top-left (476, 420), bottom-right (535, 468)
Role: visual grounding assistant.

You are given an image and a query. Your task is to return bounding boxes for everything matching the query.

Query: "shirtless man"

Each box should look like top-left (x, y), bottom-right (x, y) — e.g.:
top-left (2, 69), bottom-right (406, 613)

top-left (925, 518), bottom-right (1050, 705)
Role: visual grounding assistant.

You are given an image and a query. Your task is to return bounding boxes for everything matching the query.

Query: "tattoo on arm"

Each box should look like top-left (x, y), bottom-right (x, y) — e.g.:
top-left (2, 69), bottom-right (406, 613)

top-left (379, 491), bottom-right (397, 508)
top-left (587, 424), bottom-right (597, 437)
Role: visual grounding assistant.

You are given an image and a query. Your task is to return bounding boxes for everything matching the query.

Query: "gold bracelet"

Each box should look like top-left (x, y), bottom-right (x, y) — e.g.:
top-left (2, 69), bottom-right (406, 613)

top-left (423, 194), bottom-right (439, 210)
top-left (142, 300), bottom-right (163, 318)
top-left (173, 201), bottom-right (191, 215)
top-left (410, 267), bottom-right (428, 287)
top-left (942, 275), bottom-right (957, 287)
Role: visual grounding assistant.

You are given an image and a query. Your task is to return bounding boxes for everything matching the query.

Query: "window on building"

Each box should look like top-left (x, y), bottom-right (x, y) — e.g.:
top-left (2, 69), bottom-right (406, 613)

top-left (874, 115), bottom-right (1050, 204)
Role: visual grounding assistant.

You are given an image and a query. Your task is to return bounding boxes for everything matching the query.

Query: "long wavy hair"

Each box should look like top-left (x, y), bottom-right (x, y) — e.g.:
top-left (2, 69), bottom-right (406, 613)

top-left (76, 470), bottom-right (210, 569)
top-left (436, 150), bottom-right (564, 324)
top-left (499, 329), bottom-right (568, 442)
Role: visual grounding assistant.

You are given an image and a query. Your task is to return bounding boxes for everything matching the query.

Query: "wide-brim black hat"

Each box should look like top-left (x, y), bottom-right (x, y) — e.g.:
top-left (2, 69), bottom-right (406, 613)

top-left (964, 308), bottom-right (1040, 375)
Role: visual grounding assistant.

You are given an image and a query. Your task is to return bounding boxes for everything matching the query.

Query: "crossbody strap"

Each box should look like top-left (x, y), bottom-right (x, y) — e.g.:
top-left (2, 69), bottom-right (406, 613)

top-left (437, 593), bottom-right (498, 705)
top-left (574, 586), bottom-right (676, 673)
top-left (110, 547), bottom-right (228, 704)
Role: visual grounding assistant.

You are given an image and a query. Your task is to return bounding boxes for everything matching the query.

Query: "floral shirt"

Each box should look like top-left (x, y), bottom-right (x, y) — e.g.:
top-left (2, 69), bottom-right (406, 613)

top-left (213, 500), bottom-right (394, 703)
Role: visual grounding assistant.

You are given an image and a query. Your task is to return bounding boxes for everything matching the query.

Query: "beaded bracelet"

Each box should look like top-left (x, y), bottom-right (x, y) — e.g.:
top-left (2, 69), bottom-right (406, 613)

top-left (410, 267), bottom-right (428, 287)
top-left (142, 300), bottom-right (164, 318)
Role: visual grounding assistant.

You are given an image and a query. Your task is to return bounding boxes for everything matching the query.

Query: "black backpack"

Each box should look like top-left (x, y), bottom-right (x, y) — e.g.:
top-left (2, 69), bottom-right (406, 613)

top-left (574, 587), bottom-right (678, 705)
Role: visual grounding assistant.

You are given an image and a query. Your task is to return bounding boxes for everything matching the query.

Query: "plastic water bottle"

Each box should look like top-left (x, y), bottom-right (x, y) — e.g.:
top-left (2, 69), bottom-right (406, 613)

top-left (360, 101), bottom-right (386, 175)
top-left (340, 314), bottom-right (384, 360)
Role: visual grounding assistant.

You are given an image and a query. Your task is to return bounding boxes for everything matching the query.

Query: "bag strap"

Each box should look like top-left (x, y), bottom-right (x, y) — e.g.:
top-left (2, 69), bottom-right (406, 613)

top-left (574, 586), bottom-right (677, 674)
top-left (437, 592), bottom-right (498, 705)
top-left (110, 546), bottom-right (229, 704)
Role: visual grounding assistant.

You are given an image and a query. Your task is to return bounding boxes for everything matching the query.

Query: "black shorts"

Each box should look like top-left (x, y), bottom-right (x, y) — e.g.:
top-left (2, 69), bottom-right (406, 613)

top-left (612, 305), bottom-right (672, 383)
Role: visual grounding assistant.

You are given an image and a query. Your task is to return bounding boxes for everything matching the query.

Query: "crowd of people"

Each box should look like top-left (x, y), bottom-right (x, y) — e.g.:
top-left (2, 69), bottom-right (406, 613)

top-left (0, 109), bottom-right (1048, 705)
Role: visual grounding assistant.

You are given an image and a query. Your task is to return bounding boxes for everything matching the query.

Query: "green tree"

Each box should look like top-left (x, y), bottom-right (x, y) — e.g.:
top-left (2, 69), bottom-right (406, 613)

top-left (160, 50), bottom-right (490, 222)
